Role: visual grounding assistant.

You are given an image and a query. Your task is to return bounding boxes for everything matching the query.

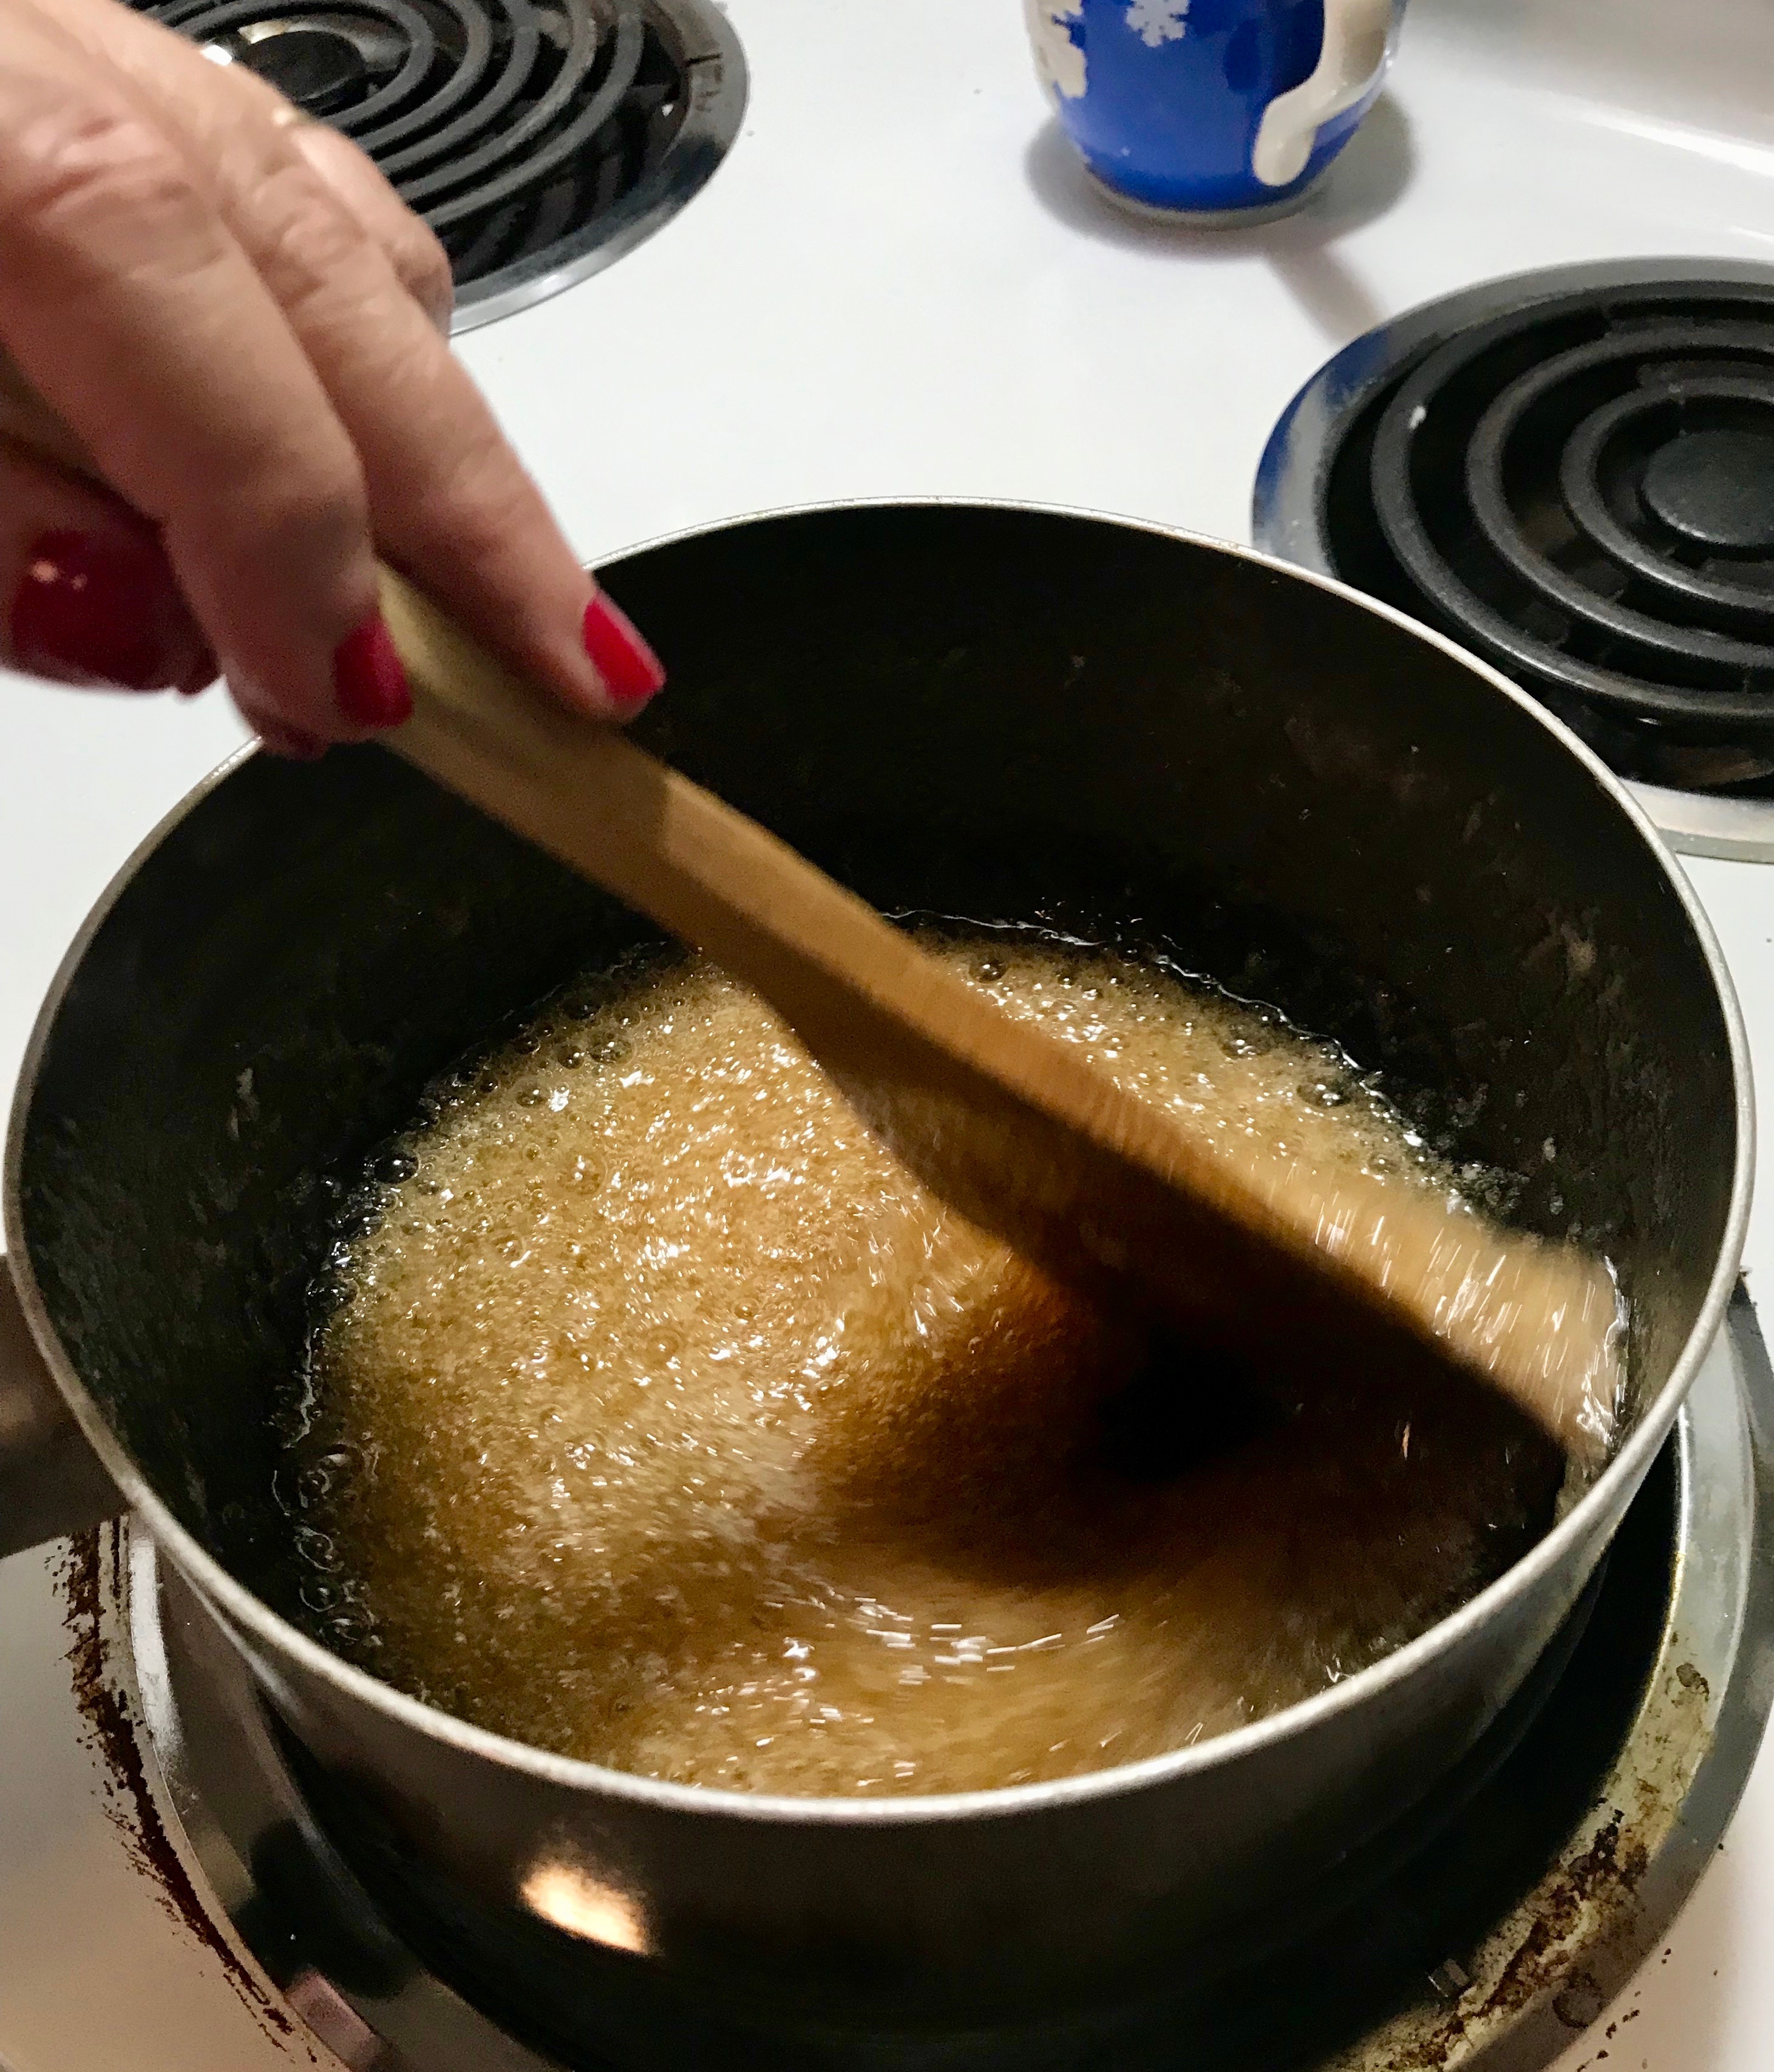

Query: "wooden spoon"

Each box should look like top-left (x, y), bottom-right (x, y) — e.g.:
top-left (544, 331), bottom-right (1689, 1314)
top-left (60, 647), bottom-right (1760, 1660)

top-left (0, 365), bottom-right (1622, 1461)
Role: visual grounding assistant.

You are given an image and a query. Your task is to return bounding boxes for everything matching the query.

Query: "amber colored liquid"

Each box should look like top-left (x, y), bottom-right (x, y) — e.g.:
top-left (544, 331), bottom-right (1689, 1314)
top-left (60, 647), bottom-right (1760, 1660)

top-left (291, 937), bottom-right (1558, 1796)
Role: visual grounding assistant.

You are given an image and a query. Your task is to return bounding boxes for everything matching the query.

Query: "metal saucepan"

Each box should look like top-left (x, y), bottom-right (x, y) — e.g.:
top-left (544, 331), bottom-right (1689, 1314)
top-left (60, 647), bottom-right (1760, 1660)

top-left (0, 504), bottom-right (1750, 2062)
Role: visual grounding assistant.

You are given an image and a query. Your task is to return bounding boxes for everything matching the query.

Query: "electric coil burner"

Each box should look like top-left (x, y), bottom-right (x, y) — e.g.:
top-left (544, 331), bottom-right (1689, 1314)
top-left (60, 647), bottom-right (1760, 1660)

top-left (1254, 262), bottom-right (1774, 853)
top-left (128, 0), bottom-right (746, 328)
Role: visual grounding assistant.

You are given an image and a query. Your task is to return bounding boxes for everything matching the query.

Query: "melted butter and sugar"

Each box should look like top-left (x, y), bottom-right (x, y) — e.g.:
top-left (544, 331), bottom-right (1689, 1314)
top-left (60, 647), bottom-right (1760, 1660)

top-left (297, 942), bottom-right (1568, 1797)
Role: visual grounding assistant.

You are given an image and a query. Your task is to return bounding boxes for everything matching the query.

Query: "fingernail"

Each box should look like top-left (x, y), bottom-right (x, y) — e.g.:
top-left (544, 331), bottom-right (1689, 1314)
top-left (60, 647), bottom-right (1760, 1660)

top-left (333, 612), bottom-right (411, 729)
top-left (256, 722), bottom-right (329, 761)
top-left (583, 589), bottom-right (665, 708)
top-left (12, 531), bottom-right (196, 691)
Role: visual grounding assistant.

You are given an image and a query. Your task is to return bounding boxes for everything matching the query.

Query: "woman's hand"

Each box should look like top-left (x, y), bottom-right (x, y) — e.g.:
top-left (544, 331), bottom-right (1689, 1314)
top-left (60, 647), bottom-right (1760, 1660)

top-left (0, 0), bottom-right (662, 756)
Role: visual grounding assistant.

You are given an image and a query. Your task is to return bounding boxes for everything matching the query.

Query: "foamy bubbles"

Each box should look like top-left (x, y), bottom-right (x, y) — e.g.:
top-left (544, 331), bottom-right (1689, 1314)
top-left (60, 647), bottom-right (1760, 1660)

top-left (292, 935), bottom-right (1562, 1796)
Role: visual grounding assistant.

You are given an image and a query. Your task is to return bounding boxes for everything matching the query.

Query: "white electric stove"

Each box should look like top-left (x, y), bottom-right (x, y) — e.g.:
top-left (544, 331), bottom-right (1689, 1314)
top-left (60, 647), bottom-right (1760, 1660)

top-left (7, 1), bottom-right (1774, 2065)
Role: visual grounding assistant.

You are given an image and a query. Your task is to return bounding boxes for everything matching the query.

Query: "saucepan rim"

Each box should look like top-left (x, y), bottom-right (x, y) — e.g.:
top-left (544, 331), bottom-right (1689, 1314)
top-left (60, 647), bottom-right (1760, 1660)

top-left (4, 498), bottom-right (1753, 1828)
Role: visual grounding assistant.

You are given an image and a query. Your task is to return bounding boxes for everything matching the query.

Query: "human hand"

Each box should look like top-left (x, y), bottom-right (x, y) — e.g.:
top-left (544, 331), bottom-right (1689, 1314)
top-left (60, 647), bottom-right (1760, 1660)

top-left (0, 0), bottom-right (662, 756)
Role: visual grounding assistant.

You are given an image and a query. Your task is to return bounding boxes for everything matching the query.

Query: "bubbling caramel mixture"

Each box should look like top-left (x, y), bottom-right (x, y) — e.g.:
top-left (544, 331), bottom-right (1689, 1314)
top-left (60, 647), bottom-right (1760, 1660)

top-left (291, 937), bottom-right (1561, 1796)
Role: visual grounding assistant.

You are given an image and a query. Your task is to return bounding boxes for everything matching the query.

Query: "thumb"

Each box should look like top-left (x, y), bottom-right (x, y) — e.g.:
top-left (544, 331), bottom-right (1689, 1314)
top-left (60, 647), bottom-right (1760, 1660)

top-left (1, 441), bottom-right (212, 697)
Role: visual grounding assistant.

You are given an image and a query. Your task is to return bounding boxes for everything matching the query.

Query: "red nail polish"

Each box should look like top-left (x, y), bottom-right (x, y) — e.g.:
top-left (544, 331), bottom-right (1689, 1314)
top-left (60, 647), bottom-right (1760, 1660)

top-left (333, 613), bottom-right (411, 729)
top-left (12, 531), bottom-right (194, 690)
top-left (583, 590), bottom-right (665, 707)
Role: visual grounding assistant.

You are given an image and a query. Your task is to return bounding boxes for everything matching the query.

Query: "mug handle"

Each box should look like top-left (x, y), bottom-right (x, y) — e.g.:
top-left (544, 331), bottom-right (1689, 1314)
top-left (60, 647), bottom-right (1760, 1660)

top-left (1251, 0), bottom-right (1393, 188)
top-left (0, 1256), bottom-right (123, 1561)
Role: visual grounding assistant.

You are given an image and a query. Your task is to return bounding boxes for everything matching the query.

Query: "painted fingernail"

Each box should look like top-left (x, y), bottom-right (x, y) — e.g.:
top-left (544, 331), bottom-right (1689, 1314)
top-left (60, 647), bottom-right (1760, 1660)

top-left (12, 531), bottom-right (197, 690)
top-left (333, 612), bottom-right (411, 729)
top-left (583, 590), bottom-right (665, 708)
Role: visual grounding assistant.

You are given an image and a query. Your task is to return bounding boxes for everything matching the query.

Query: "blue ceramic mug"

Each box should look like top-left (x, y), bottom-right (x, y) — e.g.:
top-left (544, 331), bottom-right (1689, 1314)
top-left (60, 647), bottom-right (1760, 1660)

top-left (1027, 0), bottom-right (1399, 221)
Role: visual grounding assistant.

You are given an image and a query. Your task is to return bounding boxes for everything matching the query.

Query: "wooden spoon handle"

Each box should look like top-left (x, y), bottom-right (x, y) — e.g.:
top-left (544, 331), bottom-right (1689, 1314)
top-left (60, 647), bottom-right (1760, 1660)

top-left (355, 576), bottom-right (1630, 1471)
top-left (379, 565), bottom-right (1245, 1255)
top-left (380, 567), bottom-right (959, 1036)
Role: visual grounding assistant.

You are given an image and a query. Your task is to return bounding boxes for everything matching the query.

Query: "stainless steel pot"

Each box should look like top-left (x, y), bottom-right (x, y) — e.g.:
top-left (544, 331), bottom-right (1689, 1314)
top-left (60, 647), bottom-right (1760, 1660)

top-left (0, 504), bottom-right (1750, 2064)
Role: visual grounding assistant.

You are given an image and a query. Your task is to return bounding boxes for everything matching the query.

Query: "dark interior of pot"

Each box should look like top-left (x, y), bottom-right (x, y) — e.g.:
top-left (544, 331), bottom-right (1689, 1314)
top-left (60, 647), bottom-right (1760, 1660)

top-left (13, 505), bottom-right (1739, 1629)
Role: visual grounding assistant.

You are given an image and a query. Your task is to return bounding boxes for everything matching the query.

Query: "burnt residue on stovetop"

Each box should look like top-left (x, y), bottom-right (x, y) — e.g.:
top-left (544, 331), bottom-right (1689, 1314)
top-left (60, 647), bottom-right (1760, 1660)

top-left (56, 1525), bottom-right (299, 2048)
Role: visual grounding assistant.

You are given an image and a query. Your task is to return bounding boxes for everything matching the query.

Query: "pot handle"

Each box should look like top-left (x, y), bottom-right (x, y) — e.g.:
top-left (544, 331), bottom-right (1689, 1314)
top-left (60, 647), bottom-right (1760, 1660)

top-left (1251, 0), bottom-right (1393, 188)
top-left (0, 1256), bottom-right (123, 1561)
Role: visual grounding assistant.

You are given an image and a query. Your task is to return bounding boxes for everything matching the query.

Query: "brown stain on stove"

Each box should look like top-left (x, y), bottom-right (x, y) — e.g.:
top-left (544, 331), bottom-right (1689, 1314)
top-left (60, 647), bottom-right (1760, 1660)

top-left (1370, 1648), bottom-right (1717, 2071)
top-left (56, 1523), bottom-right (306, 2052)
top-left (1379, 1809), bottom-right (1652, 2071)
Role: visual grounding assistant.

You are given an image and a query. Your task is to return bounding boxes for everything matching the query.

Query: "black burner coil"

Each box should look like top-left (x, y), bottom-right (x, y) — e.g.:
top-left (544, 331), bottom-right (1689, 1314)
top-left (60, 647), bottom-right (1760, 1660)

top-left (1321, 280), bottom-right (1774, 775)
top-left (127, 1), bottom-right (708, 307)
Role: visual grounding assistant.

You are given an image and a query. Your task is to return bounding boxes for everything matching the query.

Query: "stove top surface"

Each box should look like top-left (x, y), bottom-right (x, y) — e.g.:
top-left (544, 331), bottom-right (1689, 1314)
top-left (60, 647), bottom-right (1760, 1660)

top-left (10, 1), bottom-right (1774, 2066)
